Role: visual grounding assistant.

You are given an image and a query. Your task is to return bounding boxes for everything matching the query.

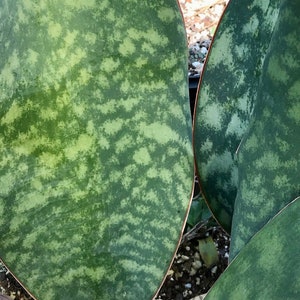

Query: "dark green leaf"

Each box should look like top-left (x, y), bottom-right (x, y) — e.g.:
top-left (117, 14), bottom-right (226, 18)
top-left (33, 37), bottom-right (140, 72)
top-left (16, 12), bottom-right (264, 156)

top-left (230, 0), bottom-right (300, 259)
top-left (205, 197), bottom-right (300, 300)
top-left (193, 0), bottom-right (281, 233)
top-left (0, 1), bottom-right (193, 299)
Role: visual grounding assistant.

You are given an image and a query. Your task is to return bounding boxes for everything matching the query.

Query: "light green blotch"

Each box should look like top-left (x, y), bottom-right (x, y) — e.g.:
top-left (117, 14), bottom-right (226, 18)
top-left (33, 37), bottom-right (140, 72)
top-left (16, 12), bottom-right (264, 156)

top-left (145, 28), bottom-right (168, 46)
top-left (141, 122), bottom-right (180, 144)
top-left (65, 133), bottom-right (95, 160)
top-left (64, 30), bottom-right (79, 47)
top-left (0, 172), bottom-right (16, 196)
top-left (209, 27), bottom-right (234, 68)
top-left (133, 147), bottom-right (151, 165)
top-left (242, 13), bottom-right (259, 34)
top-left (200, 138), bottom-right (213, 154)
top-left (288, 102), bottom-right (300, 125)
top-left (134, 57), bottom-right (148, 68)
top-left (26, 49), bottom-right (39, 65)
top-left (225, 113), bottom-right (247, 138)
top-left (113, 233), bottom-right (151, 252)
top-left (157, 7), bottom-right (176, 23)
top-left (9, 214), bottom-right (29, 233)
top-left (65, 0), bottom-right (96, 9)
top-left (75, 163), bottom-right (88, 179)
top-left (159, 168), bottom-right (173, 184)
top-left (40, 108), bottom-right (59, 120)
top-left (16, 4), bottom-right (28, 24)
top-left (202, 102), bottom-right (223, 131)
top-left (1, 102), bottom-right (24, 125)
top-left (22, 230), bottom-right (39, 250)
top-left (267, 56), bottom-right (289, 83)
top-left (56, 91), bottom-right (71, 109)
top-left (140, 80), bottom-right (166, 93)
top-left (30, 178), bottom-right (43, 192)
top-left (256, 151), bottom-right (280, 171)
top-left (84, 32), bottom-right (97, 45)
top-left (141, 42), bottom-right (156, 55)
top-left (48, 21), bottom-right (62, 39)
top-left (118, 37), bottom-right (136, 56)
top-left (15, 191), bottom-right (49, 214)
top-left (120, 79), bottom-right (132, 93)
top-left (243, 134), bottom-right (259, 152)
top-left (110, 212), bottom-right (140, 228)
top-left (0, 201), bottom-right (4, 226)
top-left (257, 0), bottom-right (270, 13)
top-left (78, 68), bottom-right (92, 86)
top-left (203, 150), bottom-right (234, 179)
top-left (38, 152), bottom-right (63, 169)
top-left (102, 118), bottom-right (124, 135)
top-left (0, 50), bottom-right (20, 88)
top-left (121, 97), bottom-right (140, 112)
top-left (169, 103), bottom-right (185, 120)
top-left (284, 31), bottom-right (299, 51)
top-left (161, 53), bottom-right (178, 70)
top-left (101, 57), bottom-right (120, 73)
top-left (115, 135), bottom-right (134, 154)
top-left (120, 259), bottom-right (161, 281)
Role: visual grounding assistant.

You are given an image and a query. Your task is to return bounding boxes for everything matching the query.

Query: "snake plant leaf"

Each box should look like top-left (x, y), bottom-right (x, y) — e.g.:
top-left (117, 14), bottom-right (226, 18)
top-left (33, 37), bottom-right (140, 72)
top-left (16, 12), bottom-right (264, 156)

top-left (230, 0), bottom-right (300, 260)
top-left (205, 196), bottom-right (300, 300)
top-left (0, 1), bottom-right (193, 299)
top-left (193, 0), bottom-right (281, 233)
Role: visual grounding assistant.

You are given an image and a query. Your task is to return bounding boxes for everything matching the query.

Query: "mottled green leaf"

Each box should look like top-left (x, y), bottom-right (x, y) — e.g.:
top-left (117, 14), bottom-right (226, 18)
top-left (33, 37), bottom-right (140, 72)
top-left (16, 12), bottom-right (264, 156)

top-left (205, 196), bottom-right (300, 300)
top-left (0, 1), bottom-right (193, 299)
top-left (230, 0), bottom-right (300, 260)
top-left (193, 0), bottom-right (281, 232)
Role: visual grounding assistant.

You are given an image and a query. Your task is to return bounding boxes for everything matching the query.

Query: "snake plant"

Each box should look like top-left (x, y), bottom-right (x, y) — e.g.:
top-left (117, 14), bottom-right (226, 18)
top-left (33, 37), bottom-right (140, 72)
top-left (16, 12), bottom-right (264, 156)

top-left (0, 1), bottom-right (193, 299)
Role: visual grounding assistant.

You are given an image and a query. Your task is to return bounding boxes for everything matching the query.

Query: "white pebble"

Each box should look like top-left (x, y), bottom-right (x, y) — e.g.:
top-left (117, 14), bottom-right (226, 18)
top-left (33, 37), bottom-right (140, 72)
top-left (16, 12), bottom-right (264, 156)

top-left (192, 61), bottom-right (202, 68)
top-left (200, 47), bottom-right (208, 55)
top-left (185, 283), bottom-right (192, 289)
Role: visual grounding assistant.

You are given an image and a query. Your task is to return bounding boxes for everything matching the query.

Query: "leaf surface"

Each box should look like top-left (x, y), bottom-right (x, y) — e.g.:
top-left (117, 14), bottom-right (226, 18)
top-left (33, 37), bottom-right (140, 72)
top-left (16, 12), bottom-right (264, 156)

top-left (0, 1), bottom-right (193, 299)
top-left (205, 197), bottom-right (300, 300)
top-left (193, 0), bottom-right (281, 232)
top-left (230, 0), bottom-right (300, 259)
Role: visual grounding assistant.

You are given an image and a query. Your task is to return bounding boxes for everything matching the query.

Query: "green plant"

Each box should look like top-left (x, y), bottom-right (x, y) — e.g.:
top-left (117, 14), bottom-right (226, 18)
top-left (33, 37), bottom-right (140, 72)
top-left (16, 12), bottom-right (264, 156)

top-left (1, 0), bottom-right (300, 299)
top-left (194, 0), bottom-right (300, 297)
top-left (0, 1), bottom-right (193, 299)
top-left (193, 0), bottom-right (282, 233)
top-left (205, 197), bottom-right (300, 299)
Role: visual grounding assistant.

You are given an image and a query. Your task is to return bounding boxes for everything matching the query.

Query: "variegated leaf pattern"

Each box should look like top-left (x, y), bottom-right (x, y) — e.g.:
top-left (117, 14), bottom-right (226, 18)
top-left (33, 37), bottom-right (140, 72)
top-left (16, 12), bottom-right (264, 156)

top-left (230, 0), bottom-right (300, 259)
top-left (193, 0), bottom-right (281, 233)
top-left (0, 1), bottom-right (193, 299)
top-left (205, 197), bottom-right (300, 300)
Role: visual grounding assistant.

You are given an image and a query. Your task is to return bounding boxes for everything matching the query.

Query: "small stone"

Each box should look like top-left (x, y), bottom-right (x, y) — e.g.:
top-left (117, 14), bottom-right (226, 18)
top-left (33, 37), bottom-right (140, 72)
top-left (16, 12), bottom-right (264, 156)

top-left (194, 252), bottom-right (201, 260)
top-left (190, 267), bottom-right (197, 276)
top-left (200, 47), bottom-right (208, 55)
top-left (192, 260), bottom-right (202, 270)
top-left (183, 290), bottom-right (189, 297)
top-left (211, 266), bottom-right (218, 274)
top-left (185, 283), bottom-right (192, 289)
top-left (200, 40), bottom-right (211, 49)
top-left (181, 255), bottom-right (190, 261)
top-left (192, 61), bottom-right (202, 68)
